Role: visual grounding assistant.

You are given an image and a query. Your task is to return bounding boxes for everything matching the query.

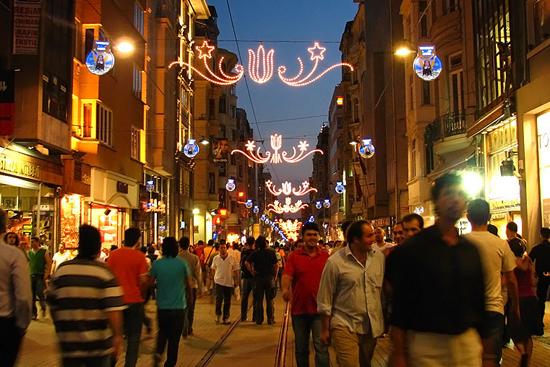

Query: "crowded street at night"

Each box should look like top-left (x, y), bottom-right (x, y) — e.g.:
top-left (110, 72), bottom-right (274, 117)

top-left (2, 1), bottom-right (550, 367)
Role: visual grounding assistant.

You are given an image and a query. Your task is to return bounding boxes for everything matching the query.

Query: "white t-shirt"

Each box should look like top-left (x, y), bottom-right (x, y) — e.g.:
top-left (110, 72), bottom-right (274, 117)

top-left (465, 231), bottom-right (517, 314)
top-left (52, 251), bottom-right (71, 272)
top-left (211, 254), bottom-right (239, 288)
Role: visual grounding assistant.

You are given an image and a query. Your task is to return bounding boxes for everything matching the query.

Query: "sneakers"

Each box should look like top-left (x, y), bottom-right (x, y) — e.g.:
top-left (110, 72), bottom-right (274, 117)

top-left (215, 315), bottom-right (221, 324)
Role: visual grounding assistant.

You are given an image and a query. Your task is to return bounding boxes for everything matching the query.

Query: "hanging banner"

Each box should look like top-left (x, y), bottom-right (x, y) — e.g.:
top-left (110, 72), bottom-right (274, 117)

top-left (13, 0), bottom-right (41, 55)
top-left (0, 70), bottom-right (15, 136)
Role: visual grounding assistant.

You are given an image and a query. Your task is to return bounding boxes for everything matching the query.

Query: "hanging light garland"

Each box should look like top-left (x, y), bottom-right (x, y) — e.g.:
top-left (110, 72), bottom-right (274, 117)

top-left (265, 180), bottom-right (317, 197)
top-left (267, 197), bottom-right (308, 214)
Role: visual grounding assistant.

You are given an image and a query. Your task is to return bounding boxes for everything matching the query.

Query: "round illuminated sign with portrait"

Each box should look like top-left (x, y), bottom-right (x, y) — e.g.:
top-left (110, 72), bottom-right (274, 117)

top-left (335, 181), bottom-right (345, 194)
top-left (245, 200), bottom-right (253, 209)
top-left (86, 41), bottom-right (115, 76)
top-left (323, 199), bottom-right (331, 209)
top-left (413, 45), bottom-right (442, 81)
top-left (358, 139), bottom-right (375, 159)
top-left (315, 201), bottom-right (322, 210)
top-left (253, 205), bottom-right (259, 214)
top-left (226, 178), bottom-right (236, 192)
top-left (183, 139), bottom-right (200, 158)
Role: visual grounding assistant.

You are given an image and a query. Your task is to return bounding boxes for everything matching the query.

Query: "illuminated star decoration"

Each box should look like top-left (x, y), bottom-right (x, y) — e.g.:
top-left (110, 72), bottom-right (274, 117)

top-left (231, 134), bottom-right (323, 165)
top-left (267, 197), bottom-right (308, 214)
top-left (265, 180), bottom-right (318, 197)
top-left (169, 40), bottom-right (244, 86)
top-left (278, 42), bottom-right (354, 87)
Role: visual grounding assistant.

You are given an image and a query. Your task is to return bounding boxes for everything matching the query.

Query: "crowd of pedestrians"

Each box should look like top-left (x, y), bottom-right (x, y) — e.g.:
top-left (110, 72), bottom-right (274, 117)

top-left (2, 171), bottom-right (550, 367)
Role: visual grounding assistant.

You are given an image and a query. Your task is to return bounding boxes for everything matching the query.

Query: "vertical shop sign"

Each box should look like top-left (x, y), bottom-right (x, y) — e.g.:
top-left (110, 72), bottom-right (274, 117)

top-left (0, 70), bottom-right (15, 135)
top-left (13, 0), bottom-right (41, 55)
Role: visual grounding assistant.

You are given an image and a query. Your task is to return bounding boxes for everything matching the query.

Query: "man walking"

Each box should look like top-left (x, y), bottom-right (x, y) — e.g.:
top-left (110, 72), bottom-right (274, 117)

top-left (529, 227), bottom-right (550, 324)
top-left (240, 236), bottom-right (256, 321)
top-left (246, 236), bottom-right (278, 325)
top-left (28, 236), bottom-right (52, 320)
top-left (282, 222), bottom-right (329, 367)
top-left (178, 236), bottom-right (201, 336)
top-left (390, 173), bottom-right (486, 367)
top-left (211, 242), bottom-right (239, 324)
top-left (47, 225), bottom-right (125, 367)
top-left (51, 243), bottom-right (71, 275)
top-left (107, 228), bottom-right (149, 367)
top-left (402, 213), bottom-right (424, 239)
top-left (0, 209), bottom-right (32, 367)
top-left (465, 198), bottom-right (520, 366)
top-left (317, 220), bottom-right (385, 367)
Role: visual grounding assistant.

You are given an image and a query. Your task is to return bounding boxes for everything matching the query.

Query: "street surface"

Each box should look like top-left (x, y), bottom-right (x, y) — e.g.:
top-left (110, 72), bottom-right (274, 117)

top-left (17, 295), bottom-right (550, 366)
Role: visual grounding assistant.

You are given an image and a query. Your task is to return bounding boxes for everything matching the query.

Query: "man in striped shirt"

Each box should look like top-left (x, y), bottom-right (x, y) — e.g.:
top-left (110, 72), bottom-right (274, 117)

top-left (47, 225), bottom-right (125, 367)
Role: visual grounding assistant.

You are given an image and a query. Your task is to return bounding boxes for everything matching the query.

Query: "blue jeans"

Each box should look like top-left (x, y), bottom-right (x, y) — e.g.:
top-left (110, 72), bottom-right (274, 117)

top-left (123, 303), bottom-right (144, 367)
top-left (292, 314), bottom-right (329, 367)
top-left (62, 356), bottom-right (111, 367)
top-left (240, 277), bottom-right (256, 321)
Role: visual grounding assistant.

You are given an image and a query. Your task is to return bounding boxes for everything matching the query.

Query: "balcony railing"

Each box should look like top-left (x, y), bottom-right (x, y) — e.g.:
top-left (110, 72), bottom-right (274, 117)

top-left (425, 111), bottom-right (466, 141)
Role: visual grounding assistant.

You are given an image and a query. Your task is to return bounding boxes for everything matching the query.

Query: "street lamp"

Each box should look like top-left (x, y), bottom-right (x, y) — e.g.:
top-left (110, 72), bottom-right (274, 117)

top-left (394, 45), bottom-right (415, 58)
top-left (114, 39), bottom-right (135, 55)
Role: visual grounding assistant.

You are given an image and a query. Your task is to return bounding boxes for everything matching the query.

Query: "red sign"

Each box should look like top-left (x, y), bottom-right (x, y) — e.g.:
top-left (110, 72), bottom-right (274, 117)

top-left (0, 70), bottom-right (14, 136)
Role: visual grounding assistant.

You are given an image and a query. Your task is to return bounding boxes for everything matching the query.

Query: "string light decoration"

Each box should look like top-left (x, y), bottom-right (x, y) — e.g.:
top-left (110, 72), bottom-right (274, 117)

top-left (169, 41), bottom-right (245, 86)
top-left (231, 134), bottom-right (323, 165)
top-left (278, 42), bottom-right (354, 87)
top-left (265, 180), bottom-right (318, 197)
top-left (267, 197), bottom-right (308, 214)
top-left (168, 40), bottom-right (351, 87)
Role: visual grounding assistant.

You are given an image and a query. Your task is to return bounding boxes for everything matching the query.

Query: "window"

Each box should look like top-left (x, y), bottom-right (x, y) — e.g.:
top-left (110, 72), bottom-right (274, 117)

top-left (133, 65), bottom-right (142, 99)
top-left (353, 99), bottom-right (359, 122)
top-left (444, 0), bottom-right (459, 14)
top-left (219, 94), bottom-right (226, 114)
top-left (131, 127), bottom-right (140, 160)
top-left (133, 2), bottom-right (144, 36)
top-left (450, 70), bottom-right (464, 114)
top-left (533, 0), bottom-right (550, 45)
top-left (208, 173), bottom-right (216, 194)
top-left (422, 81), bottom-right (431, 105)
top-left (96, 102), bottom-right (113, 146)
top-left (419, 1), bottom-right (428, 37)
top-left (208, 98), bottom-right (215, 118)
top-left (42, 74), bottom-right (68, 122)
top-left (82, 102), bottom-right (93, 138)
top-left (411, 139), bottom-right (417, 178)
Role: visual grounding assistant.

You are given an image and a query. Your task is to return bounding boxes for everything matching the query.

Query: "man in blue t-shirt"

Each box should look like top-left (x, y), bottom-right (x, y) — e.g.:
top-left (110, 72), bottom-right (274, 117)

top-left (150, 237), bottom-right (192, 367)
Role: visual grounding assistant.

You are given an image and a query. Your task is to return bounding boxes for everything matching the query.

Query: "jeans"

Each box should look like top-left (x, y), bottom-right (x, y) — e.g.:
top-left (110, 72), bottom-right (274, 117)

top-left (254, 276), bottom-right (275, 324)
top-left (291, 314), bottom-right (329, 367)
top-left (183, 288), bottom-right (197, 336)
top-left (480, 311), bottom-right (504, 366)
top-left (240, 277), bottom-right (256, 321)
top-left (155, 309), bottom-right (185, 367)
top-left (31, 274), bottom-right (46, 317)
top-left (215, 284), bottom-right (233, 320)
top-left (62, 356), bottom-right (112, 367)
top-left (536, 276), bottom-right (550, 321)
top-left (0, 317), bottom-right (24, 367)
top-left (123, 303), bottom-right (144, 367)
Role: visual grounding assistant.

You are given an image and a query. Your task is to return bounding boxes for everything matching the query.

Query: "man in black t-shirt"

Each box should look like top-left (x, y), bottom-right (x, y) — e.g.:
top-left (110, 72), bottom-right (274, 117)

top-left (246, 236), bottom-right (278, 325)
top-left (529, 227), bottom-right (550, 322)
top-left (240, 237), bottom-right (256, 321)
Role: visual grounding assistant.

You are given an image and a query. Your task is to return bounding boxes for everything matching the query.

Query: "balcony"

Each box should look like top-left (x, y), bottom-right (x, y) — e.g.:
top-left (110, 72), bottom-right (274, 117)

top-left (425, 111), bottom-right (467, 142)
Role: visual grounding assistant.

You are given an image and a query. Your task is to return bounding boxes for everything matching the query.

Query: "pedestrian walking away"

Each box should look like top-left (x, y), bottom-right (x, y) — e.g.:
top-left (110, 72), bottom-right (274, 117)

top-left (246, 236), bottom-right (278, 325)
top-left (47, 225), bottom-right (126, 367)
top-left (529, 227), bottom-right (550, 326)
top-left (282, 222), bottom-right (329, 367)
top-left (178, 236), bottom-right (202, 336)
top-left (211, 241), bottom-right (239, 324)
top-left (28, 236), bottom-right (52, 320)
top-left (240, 236), bottom-right (256, 321)
top-left (107, 227), bottom-right (149, 367)
top-left (390, 173), bottom-right (486, 367)
top-left (0, 209), bottom-right (32, 367)
top-left (149, 237), bottom-right (193, 367)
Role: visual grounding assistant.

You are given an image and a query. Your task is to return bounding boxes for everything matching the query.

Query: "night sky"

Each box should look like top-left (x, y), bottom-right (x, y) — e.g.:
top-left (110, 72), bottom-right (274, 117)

top-left (210, 0), bottom-right (358, 185)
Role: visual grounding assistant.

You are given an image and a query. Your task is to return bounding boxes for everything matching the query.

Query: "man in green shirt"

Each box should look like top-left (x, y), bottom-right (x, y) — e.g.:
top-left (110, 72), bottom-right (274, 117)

top-left (28, 237), bottom-right (52, 320)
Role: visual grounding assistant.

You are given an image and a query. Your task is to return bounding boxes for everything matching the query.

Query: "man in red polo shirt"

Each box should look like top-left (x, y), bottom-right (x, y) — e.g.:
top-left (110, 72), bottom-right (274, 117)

top-left (107, 228), bottom-right (149, 367)
top-left (282, 222), bottom-right (329, 367)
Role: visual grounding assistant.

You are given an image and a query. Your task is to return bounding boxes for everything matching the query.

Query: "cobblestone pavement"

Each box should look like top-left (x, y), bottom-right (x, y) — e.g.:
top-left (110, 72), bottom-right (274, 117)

top-left (16, 296), bottom-right (550, 366)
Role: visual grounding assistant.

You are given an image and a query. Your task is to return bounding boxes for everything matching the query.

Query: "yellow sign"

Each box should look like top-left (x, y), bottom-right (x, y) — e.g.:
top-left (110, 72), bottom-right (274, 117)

top-left (0, 151), bottom-right (41, 179)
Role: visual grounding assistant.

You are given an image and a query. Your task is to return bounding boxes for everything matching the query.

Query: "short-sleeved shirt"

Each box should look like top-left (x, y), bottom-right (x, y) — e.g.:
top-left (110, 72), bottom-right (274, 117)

top-left (107, 247), bottom-right (149, 304)
top-left (211, 254), bottom-right (239, 287)
top-left (247, 249), bottom-right (277, 277)
top-left (529, 240), bottom-right (550, 277)
top-left (150, 257), bottom-right (190, 310)
top-left (465, 231), bottom-right (516, 314)
top-left (47, 259), bottom-right (126, 358)
top-left (52, 251), bottom-right (72, 272)
top-left (284, 248), bottom-right (328, 315)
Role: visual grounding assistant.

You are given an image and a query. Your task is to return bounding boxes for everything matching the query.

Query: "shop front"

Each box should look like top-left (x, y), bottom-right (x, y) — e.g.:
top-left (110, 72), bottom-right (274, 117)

top-left (0, 145), bottom-right (63, 250)
top-left (537, 111), bottom-right (550, 227)
top-left (85, 168), bottom-right (139, 249)
top-left (138, 173), bottom-right (168, 246)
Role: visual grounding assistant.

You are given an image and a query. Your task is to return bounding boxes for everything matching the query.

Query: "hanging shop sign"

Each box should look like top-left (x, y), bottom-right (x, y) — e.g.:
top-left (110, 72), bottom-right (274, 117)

top-left (358, 138), bottom-right (375, 159)
top-left (169, 40), bottom-right (353, 87)
top-left (225, 178), bottom-right (236, 192)
top-left (335, 181), bottom-right (345, 194)
top-left (413, 45), bottom-right (442, 81)
top-left (13, 0), bottom-right (41, 55)
top-left (323, 199), bottom-right (331, 208)
top-left (85, 40), bottom-right (115, 76)
top-left (183, 138), bottom-right (200, 158)
top-left (245, 199), bottom-right (253, 209)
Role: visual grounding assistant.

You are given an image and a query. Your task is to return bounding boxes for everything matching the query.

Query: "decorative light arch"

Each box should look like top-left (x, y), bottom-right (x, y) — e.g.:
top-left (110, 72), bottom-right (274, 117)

top-left (265, 180), bottom-right (318, 197)
top-left (267, 197), bottom-right (308, 214)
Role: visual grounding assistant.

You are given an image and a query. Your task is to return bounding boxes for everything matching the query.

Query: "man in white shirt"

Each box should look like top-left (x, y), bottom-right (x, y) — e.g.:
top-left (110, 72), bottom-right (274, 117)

top-left (374, 227), bottom-right (394, 254)
top-left (0, 209), bottom-right (32, 367)
top-left (211, 242), bottom-right (239, 324)
top-left (465, 198), bottom-right (520, 366)
top-left (51, 243), bottom-right (71, 275)
top-left (318, 220), bottom-right (385, 367)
